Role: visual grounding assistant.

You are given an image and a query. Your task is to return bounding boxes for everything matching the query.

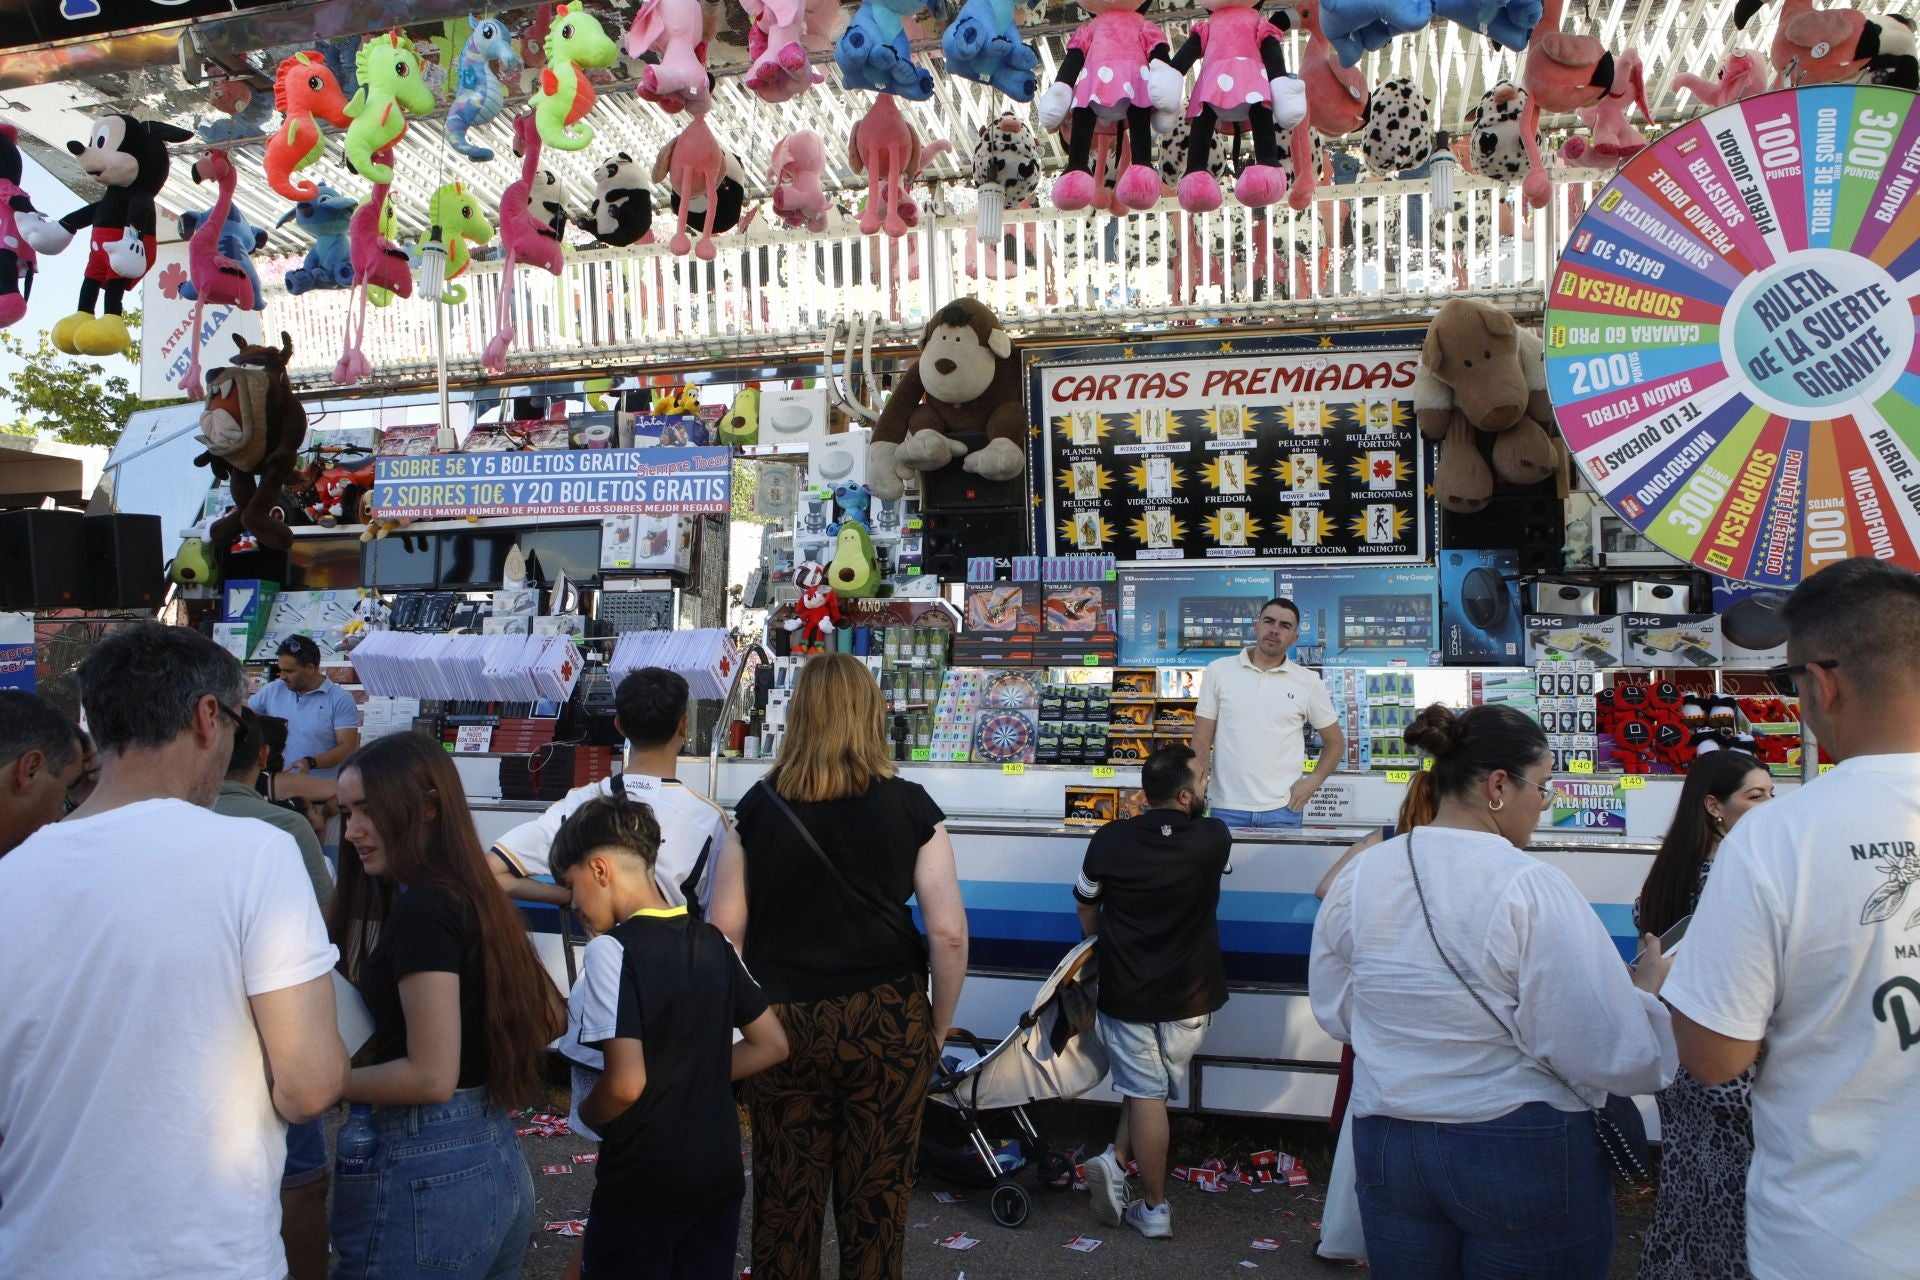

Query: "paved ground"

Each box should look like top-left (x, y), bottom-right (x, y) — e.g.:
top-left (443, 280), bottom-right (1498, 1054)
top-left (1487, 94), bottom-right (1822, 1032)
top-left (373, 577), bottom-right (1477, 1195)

top-left (500, 1097), bottom-right (1657, 1279)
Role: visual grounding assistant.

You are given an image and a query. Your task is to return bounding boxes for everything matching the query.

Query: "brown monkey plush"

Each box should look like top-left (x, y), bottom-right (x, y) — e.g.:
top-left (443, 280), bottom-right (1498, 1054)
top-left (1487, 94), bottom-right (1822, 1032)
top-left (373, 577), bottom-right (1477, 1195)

top-left (868, 297), bottom-right (1028, 501)
top-left (194, 332), bottom-right (310, 553)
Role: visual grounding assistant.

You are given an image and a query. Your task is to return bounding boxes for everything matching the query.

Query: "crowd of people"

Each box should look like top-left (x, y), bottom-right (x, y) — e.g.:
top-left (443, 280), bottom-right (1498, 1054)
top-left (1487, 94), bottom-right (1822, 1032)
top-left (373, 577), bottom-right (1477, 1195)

top-left (0, 558), bottom-right (1915, 1280)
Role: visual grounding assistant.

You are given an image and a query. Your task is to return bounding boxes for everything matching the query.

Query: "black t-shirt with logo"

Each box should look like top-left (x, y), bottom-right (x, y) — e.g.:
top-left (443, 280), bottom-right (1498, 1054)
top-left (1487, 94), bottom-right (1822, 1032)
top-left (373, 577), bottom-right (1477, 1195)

top-left (358, 884), bottom-right (490, 1088)
top-left (583, 910), bottom-right (769, 1219)
top-left (1074, 809), bottom-right (1232, 1023)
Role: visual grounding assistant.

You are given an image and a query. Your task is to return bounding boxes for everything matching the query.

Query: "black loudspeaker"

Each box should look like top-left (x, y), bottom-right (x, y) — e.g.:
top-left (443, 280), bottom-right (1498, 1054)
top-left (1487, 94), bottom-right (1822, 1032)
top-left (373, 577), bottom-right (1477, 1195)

top-left (916, 433), bottom-right (1028, 512)
top-left (921, 507), bottom-right (1031, 580)
top-left (1442, 494), bottom-right (1566, 575)
top-left (84, 513), bottom-right (165, 609)
top-left (0, 509), bottom-right (87, 610)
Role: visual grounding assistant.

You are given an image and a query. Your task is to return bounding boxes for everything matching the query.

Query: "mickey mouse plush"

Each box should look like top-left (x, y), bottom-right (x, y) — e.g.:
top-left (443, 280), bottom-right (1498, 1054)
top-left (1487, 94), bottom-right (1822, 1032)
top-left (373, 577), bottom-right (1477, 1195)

top-left (28, 114), bottom-right (193, 356)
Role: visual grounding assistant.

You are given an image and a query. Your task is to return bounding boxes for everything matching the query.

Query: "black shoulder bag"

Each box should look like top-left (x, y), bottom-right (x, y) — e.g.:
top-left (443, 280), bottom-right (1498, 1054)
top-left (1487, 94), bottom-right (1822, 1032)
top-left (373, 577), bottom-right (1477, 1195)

top-left (1404, 831), bottom-right (1654, 1185)
top-left (760, 782), bottom-right (930, 984)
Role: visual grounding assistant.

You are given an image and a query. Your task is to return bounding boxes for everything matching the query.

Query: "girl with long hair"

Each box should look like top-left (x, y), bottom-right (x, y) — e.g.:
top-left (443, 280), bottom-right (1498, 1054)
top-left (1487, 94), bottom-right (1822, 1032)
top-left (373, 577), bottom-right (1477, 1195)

top-left (1635, 751), bottom-right (1772, 1280)
top-left (735, 653), bottom-right (969, 1280)
top-left (328, 731), bottom-right (564, 1280)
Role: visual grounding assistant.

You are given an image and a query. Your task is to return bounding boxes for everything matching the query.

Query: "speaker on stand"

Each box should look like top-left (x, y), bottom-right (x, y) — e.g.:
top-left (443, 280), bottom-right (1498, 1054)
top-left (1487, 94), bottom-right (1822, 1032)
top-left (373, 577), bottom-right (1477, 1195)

top-left (84, 514), bottom-right (166, 610)
top-left (0, 509), bottom-right (87, 610)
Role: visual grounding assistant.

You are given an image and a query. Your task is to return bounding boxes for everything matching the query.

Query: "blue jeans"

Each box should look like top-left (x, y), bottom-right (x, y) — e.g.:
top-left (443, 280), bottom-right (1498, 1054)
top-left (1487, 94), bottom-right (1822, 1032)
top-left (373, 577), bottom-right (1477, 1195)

top-left (1353, 1103), bottom-right (1613, 1280)
top-left (1210, 806), bottom-right (1303, 829)
top-left (330, 1088), bottom-right (535, 1280)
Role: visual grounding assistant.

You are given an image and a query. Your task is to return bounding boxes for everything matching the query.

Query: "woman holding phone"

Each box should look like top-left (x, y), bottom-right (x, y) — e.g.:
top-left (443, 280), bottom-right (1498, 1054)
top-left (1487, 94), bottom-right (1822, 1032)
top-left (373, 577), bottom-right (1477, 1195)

top-left (1634, 750), bottom-right (1773, 1280)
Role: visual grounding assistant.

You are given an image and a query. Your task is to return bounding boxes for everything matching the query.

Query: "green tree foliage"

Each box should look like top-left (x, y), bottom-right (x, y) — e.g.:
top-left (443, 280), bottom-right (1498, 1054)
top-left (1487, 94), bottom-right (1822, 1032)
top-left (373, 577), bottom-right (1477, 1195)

top-left (0, 313), bottom-right (182, 447)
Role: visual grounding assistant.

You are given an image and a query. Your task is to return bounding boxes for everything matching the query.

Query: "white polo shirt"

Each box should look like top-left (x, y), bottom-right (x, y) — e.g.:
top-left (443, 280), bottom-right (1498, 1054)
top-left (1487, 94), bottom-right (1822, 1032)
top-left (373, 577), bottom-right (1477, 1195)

top-left (1196, 649), bottom-right (1337, 811)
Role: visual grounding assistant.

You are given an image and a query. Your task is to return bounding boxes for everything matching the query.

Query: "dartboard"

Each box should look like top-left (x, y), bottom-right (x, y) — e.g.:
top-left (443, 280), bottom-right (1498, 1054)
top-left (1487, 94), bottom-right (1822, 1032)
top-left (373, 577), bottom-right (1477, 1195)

top-left (972, 711), bottom-right (1036, 764)
top-left (1545, 86), bottom-right (1920, 586)
top-left (982, 670), bottom-right (1041, 710)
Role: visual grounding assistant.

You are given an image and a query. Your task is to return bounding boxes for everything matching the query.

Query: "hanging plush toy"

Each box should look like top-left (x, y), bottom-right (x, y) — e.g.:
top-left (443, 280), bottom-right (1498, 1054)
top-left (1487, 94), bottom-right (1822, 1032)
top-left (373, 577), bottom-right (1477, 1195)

top-left (1776, 10), bottom-right (1918, 89)
top-left (1280, 0), bottom-right (1368, 208)
top-left (656, 115), bottom-right (743, 258)
top-left (868, 298), bottom-right (1027, 500)
top-left (1359, 76), bottom-right (1432, 176)
top-left (1413, 300), bottom-right (1559, 514)
top-left (1518, 0), bottom-right (1618, 207)
top-left (1318, 0), bottom-right (1431, 64)
top-left (447, 16), bottom-right (524, 160)
top-left (278, 186), bottom-right (358, 293)
top-left (265, 52), bottom-right (352, 200)
top-left (343, 32), bottom-right (434, 183)
top-left (837, 0), bottom-right (937, 99)
top-left (849, 94), bottom-right (951, 237)
top-left (425, 182), bottom-right (494, 303)
top-left (334, 145), bottom-right (414, 385)
top-left (626, 0), bottom-right (712, 115)
top-left (587, 152), bottom-right (654, 245)
top-left (1432, 0), bottom-right (1538, 53)
top-left (175, 151), bottom-right (266, 398)
top-left (970, 112), bottom-right (1042, 240)
top-left (942, 0), bottom-right (1040, 100)
top-left (742, 0), bottom-right (843, 103)
top-left (31, 114), bottom-right (192, 357)
top-left (1672, 48), bottom-right (1767, 109)
top-left (768, 130), bottom-right (831, 232)
top-left (1559, 48), bottom-right (1649, 165)
top-left (1461, 81), bottom-right (1533, 180)
top-left (720, 386), bottom-right (760, 444)
top-left (194, 333), bottom-right (309, 554)
top-left (1164, 0), bottom-right (1308, 212)
top-left (535, 2), bottom-right (619, 151)
top-left (484, 114), bottom-right (569, 372)
top-left (1036, 0), bottom-right (1181, 213)
top-left (0, 121), bottom-right (55, 330)
top-left (785, 560), bottom-right (841, 652)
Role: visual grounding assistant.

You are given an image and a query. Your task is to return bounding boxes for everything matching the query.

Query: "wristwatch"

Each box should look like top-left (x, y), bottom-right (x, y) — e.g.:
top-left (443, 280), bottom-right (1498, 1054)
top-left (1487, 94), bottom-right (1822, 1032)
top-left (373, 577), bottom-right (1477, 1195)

top-left (302, 756), bottom-right (318, 770)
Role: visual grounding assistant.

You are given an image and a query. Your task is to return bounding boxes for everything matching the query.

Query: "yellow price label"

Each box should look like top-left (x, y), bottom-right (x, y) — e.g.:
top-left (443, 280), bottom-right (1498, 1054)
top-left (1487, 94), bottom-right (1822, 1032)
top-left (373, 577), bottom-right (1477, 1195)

top-left (1091, 765), bottom-right (1116, 779)
top-left (1422, 758), bottom-right (1433, 771)
top-left (1385, 769), bottom-right (1412, 783)
top-left (1819, 762), bottom-right (1835, 774)
top-left (1618, 774), bottom-right (1646, 790)
top-left (1302, 759), bottom-right (1318, 772)
top-left (1002, 762), bottom-right (1026, 775)
top-left (1568, 758), bottom-right (1595, 774)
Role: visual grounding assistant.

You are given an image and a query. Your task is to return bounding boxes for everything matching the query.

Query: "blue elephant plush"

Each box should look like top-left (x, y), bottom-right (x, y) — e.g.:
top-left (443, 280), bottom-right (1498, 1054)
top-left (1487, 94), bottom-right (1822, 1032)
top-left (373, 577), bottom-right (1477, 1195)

top-left (1320, 0), bottom-right (1432, 64)
top-left (941, 0), bottom-right (1039, 100)
top-left (1432, 0), bottom-right (1540, 51)
top-left (176, 201), bottom-right (268, 309)
top-left (276, 185), bottom-right (357, 295)
top-left (837, 0), bottom-right (939, 99)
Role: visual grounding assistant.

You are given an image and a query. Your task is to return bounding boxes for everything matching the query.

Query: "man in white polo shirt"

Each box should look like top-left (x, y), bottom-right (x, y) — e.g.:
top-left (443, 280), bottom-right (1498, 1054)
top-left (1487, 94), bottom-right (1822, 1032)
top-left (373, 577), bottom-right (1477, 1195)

top-left (1190, 597), bottom-right (1343, 829)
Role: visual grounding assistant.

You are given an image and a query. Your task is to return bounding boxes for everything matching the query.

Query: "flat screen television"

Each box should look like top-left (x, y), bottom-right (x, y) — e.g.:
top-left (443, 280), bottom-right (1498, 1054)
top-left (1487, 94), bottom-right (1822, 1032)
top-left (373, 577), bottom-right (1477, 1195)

top-left (437, 525), bottom-right (602, 589)
top-left (363, 532), bottom-right (439, 589)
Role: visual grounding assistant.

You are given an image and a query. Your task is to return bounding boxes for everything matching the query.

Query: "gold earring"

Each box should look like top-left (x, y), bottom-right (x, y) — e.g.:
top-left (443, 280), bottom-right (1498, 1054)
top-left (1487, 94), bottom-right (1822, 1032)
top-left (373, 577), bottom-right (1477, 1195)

top-left (1488, 797), bottom-right (1505, 812)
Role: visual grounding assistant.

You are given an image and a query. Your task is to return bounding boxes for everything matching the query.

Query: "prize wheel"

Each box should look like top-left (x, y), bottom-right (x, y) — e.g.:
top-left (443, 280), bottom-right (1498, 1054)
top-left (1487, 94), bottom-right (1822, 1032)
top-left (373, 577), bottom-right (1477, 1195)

top-left (1544, 86), bottom-right (1920, 586)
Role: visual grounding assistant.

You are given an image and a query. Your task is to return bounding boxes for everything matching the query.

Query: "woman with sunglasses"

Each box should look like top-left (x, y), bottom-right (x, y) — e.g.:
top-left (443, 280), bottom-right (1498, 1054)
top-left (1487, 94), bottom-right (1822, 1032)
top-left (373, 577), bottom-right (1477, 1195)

top-left (1309, 702), bottom-right (1676, 1278)
top-left (1634, 750), bottom-right (1772, 1280)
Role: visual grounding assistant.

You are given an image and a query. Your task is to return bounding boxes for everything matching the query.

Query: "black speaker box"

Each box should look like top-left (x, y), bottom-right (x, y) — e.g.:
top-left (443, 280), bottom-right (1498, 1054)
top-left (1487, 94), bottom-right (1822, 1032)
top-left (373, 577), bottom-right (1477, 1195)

top-left (916, 433), bottom-right (1028, 512)
top-left (0, 509), bottom-right (87, 610)
top-left (84, 513), bottom-right (165, 609)
top-left (921, 507), bottom-right (1031, 580)
top-left (1441, 493), bottom-right (1566, 575)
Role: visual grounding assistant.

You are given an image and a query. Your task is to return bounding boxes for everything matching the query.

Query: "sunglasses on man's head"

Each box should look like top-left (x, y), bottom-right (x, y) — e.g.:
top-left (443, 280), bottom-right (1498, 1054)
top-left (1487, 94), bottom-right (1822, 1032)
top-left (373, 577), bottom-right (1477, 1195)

top-left (1767, 659), bottom-right (1838, 698)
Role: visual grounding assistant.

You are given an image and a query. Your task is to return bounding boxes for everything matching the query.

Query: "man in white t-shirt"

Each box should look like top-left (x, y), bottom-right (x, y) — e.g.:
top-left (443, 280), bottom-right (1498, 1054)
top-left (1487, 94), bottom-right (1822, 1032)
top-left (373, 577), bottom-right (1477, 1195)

top-left (1190, 597), bottom-right (1344, 829)
top-left (0, 622), bottom-right (347, 1280)
top-left (1662, 557), bottom-right (1920, 1279)
top-left (491, 667), bottom-right (741, 937)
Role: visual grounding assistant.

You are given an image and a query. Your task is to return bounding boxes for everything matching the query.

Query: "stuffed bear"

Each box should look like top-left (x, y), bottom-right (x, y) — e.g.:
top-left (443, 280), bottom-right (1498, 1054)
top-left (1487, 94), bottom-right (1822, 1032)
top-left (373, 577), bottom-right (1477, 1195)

top-left (1413, 300), bottom-right (1560, 514)
top-left (194, 332), bottom-right (309, 553)
top-left (868, 297), bottom-right (1028, 501)
top-left (587, 151), bottom-right (652, 247)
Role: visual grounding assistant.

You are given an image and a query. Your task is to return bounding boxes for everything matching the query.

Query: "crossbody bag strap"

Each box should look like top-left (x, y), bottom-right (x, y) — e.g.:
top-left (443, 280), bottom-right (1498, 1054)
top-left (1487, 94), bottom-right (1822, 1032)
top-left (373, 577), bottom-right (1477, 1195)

top-left (760, 782), bottom-right (928, 969)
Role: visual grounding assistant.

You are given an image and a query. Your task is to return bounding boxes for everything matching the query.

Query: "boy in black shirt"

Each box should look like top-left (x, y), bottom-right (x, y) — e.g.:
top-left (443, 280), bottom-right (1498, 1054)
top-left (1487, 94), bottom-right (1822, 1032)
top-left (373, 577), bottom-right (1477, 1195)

top-left (551, 795), bottom-right (788, 1279)
top-left (1073, 744), bottom-right (1232, 1241)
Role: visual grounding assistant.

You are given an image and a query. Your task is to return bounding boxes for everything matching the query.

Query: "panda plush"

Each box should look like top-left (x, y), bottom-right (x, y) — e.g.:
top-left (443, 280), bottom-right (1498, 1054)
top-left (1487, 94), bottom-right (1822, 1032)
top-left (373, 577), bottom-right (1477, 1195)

top-left (587, 152), bottom-right (652, 247)
top-left (671, 150), bottom-right (747, 237)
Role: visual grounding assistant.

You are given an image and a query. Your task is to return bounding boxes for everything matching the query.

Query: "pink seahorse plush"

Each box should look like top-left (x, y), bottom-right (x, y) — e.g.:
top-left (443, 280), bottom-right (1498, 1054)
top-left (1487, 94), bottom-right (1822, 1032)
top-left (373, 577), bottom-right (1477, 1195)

top-left (483, 114), bottom-right (568, 372)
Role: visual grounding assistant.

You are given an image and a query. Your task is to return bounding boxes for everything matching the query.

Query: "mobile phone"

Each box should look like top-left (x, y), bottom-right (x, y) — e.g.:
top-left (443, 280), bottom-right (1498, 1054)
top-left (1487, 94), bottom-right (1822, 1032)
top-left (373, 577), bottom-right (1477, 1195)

top-left (1632, 914), bottom-right (1690, 966)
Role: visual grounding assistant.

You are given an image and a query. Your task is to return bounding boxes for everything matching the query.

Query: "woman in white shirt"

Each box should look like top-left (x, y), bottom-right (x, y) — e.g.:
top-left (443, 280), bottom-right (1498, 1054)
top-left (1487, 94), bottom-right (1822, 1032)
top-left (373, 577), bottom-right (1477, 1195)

top-left (1310, 703), bottom-right (1676, 1279)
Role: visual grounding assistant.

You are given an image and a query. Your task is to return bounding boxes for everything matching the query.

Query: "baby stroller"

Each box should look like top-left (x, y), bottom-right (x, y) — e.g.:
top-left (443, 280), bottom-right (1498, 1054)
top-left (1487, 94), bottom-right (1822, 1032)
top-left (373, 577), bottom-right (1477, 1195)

top-left (922, 937), bottom-right (1109, 1227)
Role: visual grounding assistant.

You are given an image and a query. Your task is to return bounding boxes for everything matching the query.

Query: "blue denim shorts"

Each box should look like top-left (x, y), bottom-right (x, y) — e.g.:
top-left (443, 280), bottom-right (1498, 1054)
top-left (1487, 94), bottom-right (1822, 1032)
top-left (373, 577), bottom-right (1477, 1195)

top-left (1210, 806), bottom-right (1303, 830)
top-left (1099, 1011), bottom-right (1209, 1103)
top-left (330, 1087), bottom-right (535, 1280)
top-left (283, 1117), bottom-right (328, 1189)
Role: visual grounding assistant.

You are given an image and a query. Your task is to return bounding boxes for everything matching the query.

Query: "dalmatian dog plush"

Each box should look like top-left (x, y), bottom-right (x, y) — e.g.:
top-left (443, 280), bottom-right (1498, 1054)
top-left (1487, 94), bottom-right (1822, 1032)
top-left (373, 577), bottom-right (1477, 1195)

top-left (587, 152), bottom-right (652, 247)
top-left (1463, 81), bottom-right (1533, 180)
top-left (1361, 76), bottom-right (1431, 176)
top-left (1157, 114), bottom-right (1239, 191)
top-left (973, 114), bottom-right (1043, 209)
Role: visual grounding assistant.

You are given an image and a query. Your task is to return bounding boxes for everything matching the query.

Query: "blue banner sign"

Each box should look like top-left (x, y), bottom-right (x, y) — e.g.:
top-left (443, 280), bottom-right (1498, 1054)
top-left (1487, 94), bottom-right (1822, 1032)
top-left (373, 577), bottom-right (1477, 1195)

top-left (371, 447), bottom-right (732, 520)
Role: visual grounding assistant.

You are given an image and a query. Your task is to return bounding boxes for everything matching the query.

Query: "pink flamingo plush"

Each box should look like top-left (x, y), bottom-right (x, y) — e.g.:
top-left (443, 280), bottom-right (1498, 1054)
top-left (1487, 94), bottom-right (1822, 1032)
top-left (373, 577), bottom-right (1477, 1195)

top-left (654, 115), bottom-right (733, 259)
top-left (1561, 47), bottom-right (1650, 164)
top-left (849, 95), bottom-right (951, 238)
top-left (626, 0), bottom-right (711, 114)
top-left (1519, 0), bottom-right (1618, 207)
top-left (768, 130), bottom-right (831, 232)
top-left (334, 145), bottom-right (413, 386)
top-left (177, 150), bottom-right (255, 398)
top-left (1671, 47), bottom-right (1769, 107)
top-left (484, 114), bottom-right (569, 372)
top-left (1733, 0), bottom-right (1814, 87)
top-left (1285, 0), bottom-right (1368, 209)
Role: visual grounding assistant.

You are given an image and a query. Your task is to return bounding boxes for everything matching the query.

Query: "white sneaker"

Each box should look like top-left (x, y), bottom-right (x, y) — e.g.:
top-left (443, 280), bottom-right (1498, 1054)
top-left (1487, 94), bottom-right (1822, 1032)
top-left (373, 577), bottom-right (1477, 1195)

top-left (1125, 1199), bottom-right (1173, 1239)
top-left (1084, 1147), bottom-right (1127, 1226)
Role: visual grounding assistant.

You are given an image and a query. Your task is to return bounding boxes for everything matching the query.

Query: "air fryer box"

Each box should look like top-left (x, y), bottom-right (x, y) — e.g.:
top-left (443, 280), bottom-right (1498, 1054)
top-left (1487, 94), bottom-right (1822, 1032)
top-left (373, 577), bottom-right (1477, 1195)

top-left (1439, 550), bottom-right (1522, 665)
top-left (1525, 614), bottom-right (1623, 667)
top-left (1622, 614), bottom-right (1722, 668)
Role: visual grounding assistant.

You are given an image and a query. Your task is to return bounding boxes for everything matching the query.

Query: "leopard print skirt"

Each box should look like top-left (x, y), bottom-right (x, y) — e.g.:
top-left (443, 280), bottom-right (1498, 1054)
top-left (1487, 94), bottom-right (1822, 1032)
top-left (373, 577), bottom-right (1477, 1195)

top-left (1637, 1066), bottom-right (1754, 1280)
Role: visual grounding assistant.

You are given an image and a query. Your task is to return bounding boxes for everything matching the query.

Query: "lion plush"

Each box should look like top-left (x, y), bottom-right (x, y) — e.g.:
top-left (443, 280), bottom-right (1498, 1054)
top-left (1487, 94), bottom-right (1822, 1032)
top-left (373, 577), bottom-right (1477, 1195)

top-left (1413, 300), bottom-right (1560, 514)
top-left (868, 297), bottom-right (1028, 501)
top-left (195, 331), bottom-right (309, 552)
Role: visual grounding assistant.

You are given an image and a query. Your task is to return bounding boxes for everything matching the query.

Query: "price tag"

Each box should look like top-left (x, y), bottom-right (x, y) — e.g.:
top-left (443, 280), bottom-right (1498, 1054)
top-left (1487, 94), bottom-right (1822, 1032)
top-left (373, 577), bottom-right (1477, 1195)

top-left (1105, 569), bottom-right (1118, 580)
top-left (909, 748), bottom-right (930, 762)
top-left (1618, 774), bottom-right (1646, 790)
top-left (907, 566), bottom-right (923, 576)
top-left (1385, 769), bottom-right (1411, 783)
top-left (949, 750), bottom-right (970, 762)
top-left (1422, 758), bottom-right (1433, 771)
top-left (1002, 762), bottom-right (1026, 775)
top-left (1083, 654), bottom-right (1100, 666)
top-left (1302, 759), bottom-right (1318, 772)
top-left (1819, 762), bottom-right (1835, 774)
top-left (1091, 765), bottom-right (1116, 779)
top-left (1568, 758), bottom-right (1595, 774)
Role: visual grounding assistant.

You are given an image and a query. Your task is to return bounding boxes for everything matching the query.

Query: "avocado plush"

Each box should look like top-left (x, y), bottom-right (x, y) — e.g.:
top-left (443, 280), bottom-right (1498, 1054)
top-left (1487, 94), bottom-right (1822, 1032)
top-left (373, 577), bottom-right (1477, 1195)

top-left (828, 520), bottom-right (881, 597)
top-left (720, 386), bottom-right (760, 445)
top-left (169, 537), bottom-right (219, 586)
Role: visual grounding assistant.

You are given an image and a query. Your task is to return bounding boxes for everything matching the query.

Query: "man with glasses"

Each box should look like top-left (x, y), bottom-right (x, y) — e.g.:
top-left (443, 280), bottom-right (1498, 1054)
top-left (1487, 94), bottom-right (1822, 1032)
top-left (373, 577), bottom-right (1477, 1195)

top-left (1662, 557), bottom-right (1920, 1279)
top-left (0, 689), bottom-right (86, 857)
top-left (1190, 597), bottom-right (1345, 829)
top-left (249, 634), bottom-right (359, 779)
top-left (0, 622), bottom-right (347, 1279)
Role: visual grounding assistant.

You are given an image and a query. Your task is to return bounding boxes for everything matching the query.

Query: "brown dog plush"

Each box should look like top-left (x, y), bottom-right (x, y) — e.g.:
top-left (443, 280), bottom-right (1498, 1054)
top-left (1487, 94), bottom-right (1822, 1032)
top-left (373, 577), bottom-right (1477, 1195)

top-left (1413, 300), bottom-right (1560, 514)
top-left (195, 331), bottom-right (309, 552)
top-left (868, 297), bottom-right (1028, 501)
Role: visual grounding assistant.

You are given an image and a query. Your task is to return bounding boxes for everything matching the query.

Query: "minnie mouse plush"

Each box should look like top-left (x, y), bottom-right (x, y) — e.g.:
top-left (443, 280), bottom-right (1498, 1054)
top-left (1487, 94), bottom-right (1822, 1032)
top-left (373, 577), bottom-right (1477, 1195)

top-left (0, 121), bottom-right (55, 330)
top-left (1035, 0), bottom-right (1183, 212)
top-left (1165, 0), bottom-right (1308, 211)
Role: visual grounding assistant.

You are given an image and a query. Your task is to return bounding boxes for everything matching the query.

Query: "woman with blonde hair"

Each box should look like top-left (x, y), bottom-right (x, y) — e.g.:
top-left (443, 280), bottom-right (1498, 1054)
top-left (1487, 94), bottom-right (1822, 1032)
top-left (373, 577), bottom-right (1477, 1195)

top-left (735, 653), bottom-right (969, 1280)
